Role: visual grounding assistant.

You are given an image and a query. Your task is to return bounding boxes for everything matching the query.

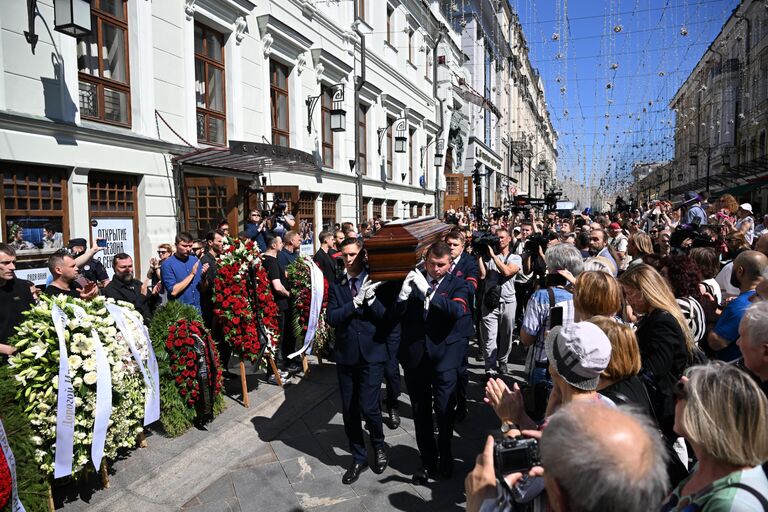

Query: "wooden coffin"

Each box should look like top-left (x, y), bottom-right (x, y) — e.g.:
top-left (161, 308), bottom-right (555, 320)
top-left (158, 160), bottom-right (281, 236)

top-left (365, 217), bottom-right (453, 280)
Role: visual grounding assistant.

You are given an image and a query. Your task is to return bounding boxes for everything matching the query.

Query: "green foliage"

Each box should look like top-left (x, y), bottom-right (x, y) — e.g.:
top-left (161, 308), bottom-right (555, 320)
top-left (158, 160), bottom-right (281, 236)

top-left (148, 302), bottom-right (225, 437)
top-left (0, 367), bottom-right (49, 512)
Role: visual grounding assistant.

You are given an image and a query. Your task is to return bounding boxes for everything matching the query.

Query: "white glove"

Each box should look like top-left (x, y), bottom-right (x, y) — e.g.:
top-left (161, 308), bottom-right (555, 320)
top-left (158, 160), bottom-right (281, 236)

top-left (352, 279), bottom-right (367, 308)
top-left (364, 281), bottom-right (383, 305)
top-left (411, 271), bottom-right (429, 297)
top-left (398, 271), bottom-right (417, 301)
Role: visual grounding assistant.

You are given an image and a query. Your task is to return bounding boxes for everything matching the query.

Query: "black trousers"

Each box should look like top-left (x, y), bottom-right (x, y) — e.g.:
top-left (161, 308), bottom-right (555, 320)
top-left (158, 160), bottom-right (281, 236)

top-left (382, 348), bottom-right (401, 410)
top-left (404, 356), bottom-right (459, 470)
top-left (337, 361), bottom-right (386, 464)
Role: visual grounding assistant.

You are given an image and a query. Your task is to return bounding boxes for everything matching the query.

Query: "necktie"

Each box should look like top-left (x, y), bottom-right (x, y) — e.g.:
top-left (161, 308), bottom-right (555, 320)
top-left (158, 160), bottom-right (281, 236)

top-left (449, 262), bottom-right (456, 274)
top-left (350, 277), bottom-right (358, 296)
top-left (431, 279), bottom-right (439, 292)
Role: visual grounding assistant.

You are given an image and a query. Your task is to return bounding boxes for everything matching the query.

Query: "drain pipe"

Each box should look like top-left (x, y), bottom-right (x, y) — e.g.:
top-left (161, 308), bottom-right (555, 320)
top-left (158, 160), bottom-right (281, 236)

top-left (354, 9), bottom-right (366, 226)
top-left (433, 26), bottom-right (445, 214)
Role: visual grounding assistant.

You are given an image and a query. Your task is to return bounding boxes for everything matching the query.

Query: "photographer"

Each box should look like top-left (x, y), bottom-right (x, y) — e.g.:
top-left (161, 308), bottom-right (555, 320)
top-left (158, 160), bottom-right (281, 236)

top-left (268, 200), bottom-right (295, 238)
top-left (244, 209), bottom-right (267, 252)
top-left (513, 221), bottom-right (535, 331)
top-left (478, 229), bottom-right (521, 378)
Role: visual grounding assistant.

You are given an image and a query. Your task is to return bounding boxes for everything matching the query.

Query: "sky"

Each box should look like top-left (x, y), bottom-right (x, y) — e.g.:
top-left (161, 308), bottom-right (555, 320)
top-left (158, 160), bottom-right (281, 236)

top-left (508, 0), bottom-right (740, 196)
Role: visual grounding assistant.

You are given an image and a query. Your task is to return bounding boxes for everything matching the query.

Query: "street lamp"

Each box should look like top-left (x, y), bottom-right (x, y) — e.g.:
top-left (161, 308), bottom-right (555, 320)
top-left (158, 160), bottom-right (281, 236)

top-left (394, 118), bottom-right (407, 154)
top-left (25, 0), bottom-right (92, 54)
top-left (330, 86), bottom-right (346, 132)
top-left (434, 139), bottom-right (444, 168)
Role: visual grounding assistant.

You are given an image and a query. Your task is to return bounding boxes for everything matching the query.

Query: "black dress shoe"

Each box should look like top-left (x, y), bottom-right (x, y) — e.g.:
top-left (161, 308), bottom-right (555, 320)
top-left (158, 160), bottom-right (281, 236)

top-left (438, 456), bottom-right (454, 479)
top-left (342, 462), bottom-right (367, 484)
top-left (386, 408), bottom-right (401, 429)
top-left (412, 466), bottom-right (434, 485)
top-left (372, 446), bottom-right (389, 474)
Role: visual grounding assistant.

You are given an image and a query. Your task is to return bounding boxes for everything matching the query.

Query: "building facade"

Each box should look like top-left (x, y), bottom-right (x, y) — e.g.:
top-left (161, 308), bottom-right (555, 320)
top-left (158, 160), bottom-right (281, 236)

top-left (670, 0), bottom-right (768, 211)
top-left (0, 0), bottom-right (473, 282)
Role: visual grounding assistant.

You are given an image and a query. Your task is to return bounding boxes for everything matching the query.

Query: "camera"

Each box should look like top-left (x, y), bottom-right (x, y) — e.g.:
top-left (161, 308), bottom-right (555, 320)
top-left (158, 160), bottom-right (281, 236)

top-left (471, 231), bottom-right (500, 258)
top-left (524, 233), bottom-right (548, 254)
top-left (489, 207), bottom-right (510, 220)
top-left (494, 436), bottom-right (541, 475)
top-left (670, 224), bottom-right (719, 250)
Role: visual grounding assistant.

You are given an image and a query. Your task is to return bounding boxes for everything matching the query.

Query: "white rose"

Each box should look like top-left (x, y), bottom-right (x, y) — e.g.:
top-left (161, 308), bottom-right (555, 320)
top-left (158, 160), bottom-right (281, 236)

top-left (83, 372), bottom-right (97, 386)
top-left (72, 376), bottom-right (83, 388)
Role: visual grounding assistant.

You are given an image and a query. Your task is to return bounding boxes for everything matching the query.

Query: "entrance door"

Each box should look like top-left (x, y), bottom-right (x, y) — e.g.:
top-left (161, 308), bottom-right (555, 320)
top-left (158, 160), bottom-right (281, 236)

top-left (183, 175), bottom-right (238, 239)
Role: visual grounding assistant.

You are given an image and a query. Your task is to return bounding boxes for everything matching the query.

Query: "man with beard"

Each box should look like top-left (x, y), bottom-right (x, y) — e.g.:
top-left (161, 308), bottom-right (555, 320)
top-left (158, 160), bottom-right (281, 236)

top-left (0, 244), bottom-right (35, 364)
top-left (45, 251), bottom-right (100, 300)
top-left (103, 253), bottom-right (161, 323)
top-left (587, 229), bottom-right (618, 276)
top-left (708, 250), bottom-right (768, 362)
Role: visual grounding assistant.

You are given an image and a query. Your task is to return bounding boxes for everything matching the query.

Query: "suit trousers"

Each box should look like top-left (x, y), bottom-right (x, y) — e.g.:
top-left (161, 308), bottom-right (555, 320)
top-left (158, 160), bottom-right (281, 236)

top-left (383, 351), bottom-right (401, 410)
top-left (337, 361), bottom-right (386, 464)
top-left (480, 298), bottom-right (517, 371)
top-left (403, 355), bottom-right (459, 470)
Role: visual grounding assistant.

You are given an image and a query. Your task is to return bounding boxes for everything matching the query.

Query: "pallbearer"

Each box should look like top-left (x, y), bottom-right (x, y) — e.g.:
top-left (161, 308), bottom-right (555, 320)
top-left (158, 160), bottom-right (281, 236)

top-left (396, 241), bottom-right (469, 484)
top-left (326, 237), bottom-right (388, 484)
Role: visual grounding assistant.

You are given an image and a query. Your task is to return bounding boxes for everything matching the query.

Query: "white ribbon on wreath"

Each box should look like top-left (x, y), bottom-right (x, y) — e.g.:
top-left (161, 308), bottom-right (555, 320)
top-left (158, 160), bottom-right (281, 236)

top-left (51, 303), bottom-right (76, 479)
top-left (0, 418), bottom-right (26, 511)
top-left (289, 255), bottom-right (325, 359)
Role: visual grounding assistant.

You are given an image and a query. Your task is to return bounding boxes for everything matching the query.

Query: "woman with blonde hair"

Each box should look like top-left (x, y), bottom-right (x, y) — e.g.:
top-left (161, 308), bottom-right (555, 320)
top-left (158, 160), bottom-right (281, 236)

top-left (627, 231), bottom-right (653, 268)
top-left (573, 271), bottom-right (622, 320)
top-left (588, 316), bottom-right (652, 416)
top-left (660, 363), bottom-right (768, 510)
top-left (619, 264), bottom-right (693, 473)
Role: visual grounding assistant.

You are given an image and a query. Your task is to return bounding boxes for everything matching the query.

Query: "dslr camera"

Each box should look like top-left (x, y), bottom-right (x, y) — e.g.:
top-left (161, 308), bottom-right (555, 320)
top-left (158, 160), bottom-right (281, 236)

top-left (494, 436), bottom-right (541, 475)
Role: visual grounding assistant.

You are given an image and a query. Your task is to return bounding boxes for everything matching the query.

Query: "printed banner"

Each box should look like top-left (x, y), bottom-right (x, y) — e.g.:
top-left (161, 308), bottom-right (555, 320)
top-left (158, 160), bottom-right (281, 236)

top-left (105, 303), bottom-right (160, 426)
top-left (288, 256), bottom-right (325, 359)
top-left (69, 304), bottom-right (112, 471)
top-left (0, 419), bottom-right (26, 512)
top-left (51, 304), bottom-right (75, 479)
top-left (90, 218), bottom-right (135, 280)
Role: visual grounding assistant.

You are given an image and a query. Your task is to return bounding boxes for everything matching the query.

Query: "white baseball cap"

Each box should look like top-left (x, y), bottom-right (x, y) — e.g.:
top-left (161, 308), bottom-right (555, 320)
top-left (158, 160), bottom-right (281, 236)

top-left (739, 203), bottom-right (753, 213)
top-left (545, 322), bottom-right (612, 391)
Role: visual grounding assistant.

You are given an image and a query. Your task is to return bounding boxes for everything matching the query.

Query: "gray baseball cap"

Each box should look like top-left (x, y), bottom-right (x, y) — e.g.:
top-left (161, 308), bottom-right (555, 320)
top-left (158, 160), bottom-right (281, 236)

top-left (545, 322), bottom-right (612, 391)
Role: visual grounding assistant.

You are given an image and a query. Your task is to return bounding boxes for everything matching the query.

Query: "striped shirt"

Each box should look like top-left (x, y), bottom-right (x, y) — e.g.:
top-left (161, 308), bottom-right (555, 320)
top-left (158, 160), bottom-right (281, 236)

top-left (522, 286), bottom-right (575, 366)
top-left (677, 296), bottom-right (705, 343)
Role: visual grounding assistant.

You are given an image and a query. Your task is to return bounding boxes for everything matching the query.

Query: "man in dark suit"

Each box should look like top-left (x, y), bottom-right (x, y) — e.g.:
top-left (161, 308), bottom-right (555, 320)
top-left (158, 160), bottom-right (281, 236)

top-left (445, 230), bottom-right (479, 421)
top-left (396, 241), bottom-right (470, 483)
top-left (326, 237), bottom-right (388, 484)
top-left (313, 230), bottom-right (337, 284)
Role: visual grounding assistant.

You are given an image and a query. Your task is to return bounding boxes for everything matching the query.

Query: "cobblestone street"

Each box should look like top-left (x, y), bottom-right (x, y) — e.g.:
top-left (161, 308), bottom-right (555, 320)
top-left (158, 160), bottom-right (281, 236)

top-left (56, 346), bottom-right (522, 512)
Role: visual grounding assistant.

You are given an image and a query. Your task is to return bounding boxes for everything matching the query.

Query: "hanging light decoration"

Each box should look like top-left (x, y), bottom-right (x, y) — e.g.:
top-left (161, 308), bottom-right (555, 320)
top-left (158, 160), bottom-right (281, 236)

top-left (680, 26), bottom-right (688, 36)
top-left (606, 82), bottom-right (613, 89)
top-left (552, 33), bottom-right (560, 41)
top-left (611, 63), bottom-right (619, 70)
top-left (614, 25), bottom-right (623, 33)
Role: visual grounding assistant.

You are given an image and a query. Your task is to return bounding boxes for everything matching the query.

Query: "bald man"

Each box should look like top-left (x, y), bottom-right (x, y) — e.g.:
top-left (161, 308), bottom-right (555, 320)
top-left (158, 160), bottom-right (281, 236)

top-left (465, 402), bottom-right (668, 512)
top-left (708, 250), bottom-right (768, 362)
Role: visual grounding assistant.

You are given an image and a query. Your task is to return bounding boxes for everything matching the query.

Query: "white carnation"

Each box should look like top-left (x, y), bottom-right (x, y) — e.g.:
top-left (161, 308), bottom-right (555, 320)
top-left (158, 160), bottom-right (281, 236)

top-left (83, 372), bottom-right (97, 385)
top-left (82, 357), bottom-right (97, 372)
top-left (68, 354), bottom-right (83, 370)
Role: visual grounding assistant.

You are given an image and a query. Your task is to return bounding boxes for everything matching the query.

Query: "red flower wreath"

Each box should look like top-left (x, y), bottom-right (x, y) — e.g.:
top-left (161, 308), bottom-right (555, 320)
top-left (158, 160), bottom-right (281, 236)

top-left (0, 445), bottom-right (11, 510)
top-left (213, 238), bottom-right (278, 363)
top-left (286, 255), bottom-right (333, 356)
top-left (165, 319), bottom-right (222, 408)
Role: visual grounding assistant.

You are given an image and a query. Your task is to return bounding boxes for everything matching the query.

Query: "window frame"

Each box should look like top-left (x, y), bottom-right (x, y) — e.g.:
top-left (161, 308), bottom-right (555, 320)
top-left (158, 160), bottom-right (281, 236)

top-left (270, 60), bottom-right (291, 148)
top-left (408, 127), bottom-right (415, 184)
top-left (321, 85), bottom-right (334, 168)
top-left (322, 194), bottom-right (339, 229)
top-left (194, 23), bottom-right (227, 145)
top-left (408, 29), bottom-right (414, 63)
top-left (358, 104), bottom-right (368, 176)
top-left (77, 0), bottom-right (131, 127)
top-left (387, 5), bottom-right (394, 45)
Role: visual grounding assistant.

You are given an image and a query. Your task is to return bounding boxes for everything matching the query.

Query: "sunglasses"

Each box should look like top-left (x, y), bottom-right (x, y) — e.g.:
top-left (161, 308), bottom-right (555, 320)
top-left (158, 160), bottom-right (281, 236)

top-left (157, 250), bottom-right (168, 255)
top-left (192, 247), bottom-right (203, 251)
top-left (673, 379), bottom-right (688, 401)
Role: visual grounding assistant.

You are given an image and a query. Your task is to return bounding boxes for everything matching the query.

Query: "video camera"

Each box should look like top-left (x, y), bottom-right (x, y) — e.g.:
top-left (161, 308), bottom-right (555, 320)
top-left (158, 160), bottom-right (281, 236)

top-left (489, 207), bottom-right (510, 220)
top-left (471, 231), bottom-right (501, 258)
top-left (670, 223), bottom-right (719, 251)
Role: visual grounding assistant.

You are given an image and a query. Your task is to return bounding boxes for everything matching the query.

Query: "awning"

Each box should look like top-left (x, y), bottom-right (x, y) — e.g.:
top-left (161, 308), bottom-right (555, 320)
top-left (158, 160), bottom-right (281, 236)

top-left (173, 141), bottom-right (320, 174)
top-left (453, 82), bottom-right (502, 119)
top-left (712, 174), bottom-right (768, 198)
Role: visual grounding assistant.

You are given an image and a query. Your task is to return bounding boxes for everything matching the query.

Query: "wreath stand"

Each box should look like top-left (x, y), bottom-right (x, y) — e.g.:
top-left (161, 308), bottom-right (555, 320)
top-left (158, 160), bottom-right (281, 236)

top-left (46, 459), bottom-right (111, 512)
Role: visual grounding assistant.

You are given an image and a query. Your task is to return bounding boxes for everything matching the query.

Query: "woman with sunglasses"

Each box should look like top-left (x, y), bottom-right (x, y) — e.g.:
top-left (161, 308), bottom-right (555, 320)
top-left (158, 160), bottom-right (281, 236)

top-left (147, 243), bottom-right (172, 306)
top-left (660, 364), bottom-right (768, 511)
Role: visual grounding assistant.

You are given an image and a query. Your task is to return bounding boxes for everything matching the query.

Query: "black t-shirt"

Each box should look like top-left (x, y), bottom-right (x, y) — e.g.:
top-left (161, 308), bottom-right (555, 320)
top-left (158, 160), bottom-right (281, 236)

top-left (0, 278), bottom-right (35, 347)
top-left (78, 257), bottom-right (109, 283)
top-left (263, 254), bottom-right (288, 311)
top-left (44, 282), bottom-right (82, 299)
top-left (600, 375), bottom-right (653, 418)
top-left (198, 252), bottom-right (218, 324)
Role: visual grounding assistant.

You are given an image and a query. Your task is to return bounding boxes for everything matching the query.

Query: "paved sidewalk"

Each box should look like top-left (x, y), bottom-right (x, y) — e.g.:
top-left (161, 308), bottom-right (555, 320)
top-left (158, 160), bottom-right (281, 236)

top-left (56, 344), bottom-right (523, 512)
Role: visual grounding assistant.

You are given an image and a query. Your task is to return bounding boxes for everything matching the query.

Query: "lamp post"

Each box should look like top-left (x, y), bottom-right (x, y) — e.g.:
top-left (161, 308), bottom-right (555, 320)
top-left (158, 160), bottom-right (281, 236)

top-left (690, 144), bottom-right (713, 194)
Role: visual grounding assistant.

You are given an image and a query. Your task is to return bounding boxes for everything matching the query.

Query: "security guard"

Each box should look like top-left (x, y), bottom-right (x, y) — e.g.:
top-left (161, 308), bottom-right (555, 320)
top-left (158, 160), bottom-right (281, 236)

top-left (326, 237), bottom-right (388, 484)
top-left (445, 230), bottom-right (479, 421)
top-left (396, 241), bottom-right (469, 484)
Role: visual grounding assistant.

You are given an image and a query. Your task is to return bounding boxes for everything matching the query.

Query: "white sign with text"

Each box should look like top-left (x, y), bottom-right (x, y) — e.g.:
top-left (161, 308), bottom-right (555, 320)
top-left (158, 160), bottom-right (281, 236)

top-left (91, 218), bottom-right (135, 279)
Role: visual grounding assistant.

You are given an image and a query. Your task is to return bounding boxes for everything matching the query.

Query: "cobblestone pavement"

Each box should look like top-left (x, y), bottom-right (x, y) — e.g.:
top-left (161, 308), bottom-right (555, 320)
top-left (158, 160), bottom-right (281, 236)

top-left (56, 343), bottom-right (526, 512)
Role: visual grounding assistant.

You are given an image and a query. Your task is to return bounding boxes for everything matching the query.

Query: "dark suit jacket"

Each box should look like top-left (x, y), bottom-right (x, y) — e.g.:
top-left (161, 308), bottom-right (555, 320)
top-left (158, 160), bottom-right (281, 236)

top-left (451, 253), bottom-right (479, 337)
top-left (327, 276), bottom-right (388, 366)
top-left (397, 271), bottom-right (469, 372)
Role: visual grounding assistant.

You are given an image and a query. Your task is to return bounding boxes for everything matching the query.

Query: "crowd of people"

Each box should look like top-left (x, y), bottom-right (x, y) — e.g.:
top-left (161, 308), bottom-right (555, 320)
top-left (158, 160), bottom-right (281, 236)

top-left (1, 190), bottom-right (768, 510)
